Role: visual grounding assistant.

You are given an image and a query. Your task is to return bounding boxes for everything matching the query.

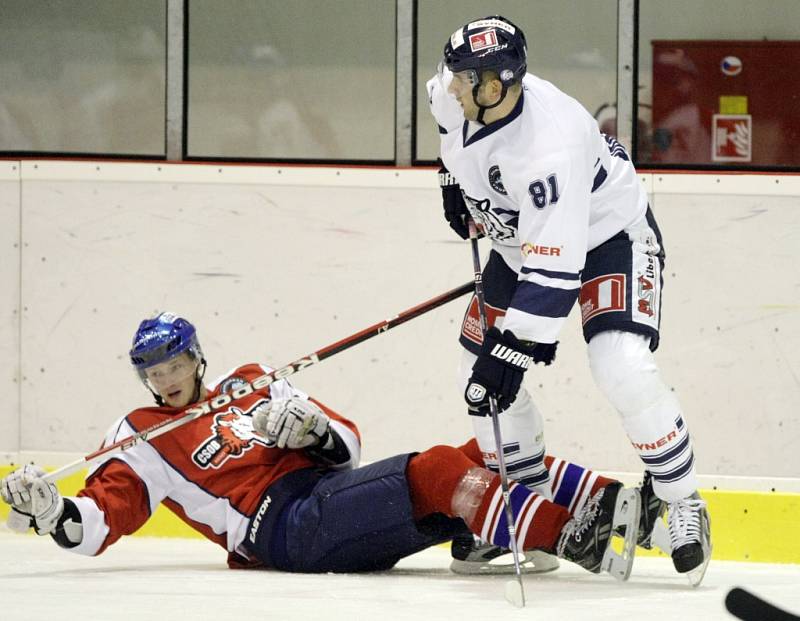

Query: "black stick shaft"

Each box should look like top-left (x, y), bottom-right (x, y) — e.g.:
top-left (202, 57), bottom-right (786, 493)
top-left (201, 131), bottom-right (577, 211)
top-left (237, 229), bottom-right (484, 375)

top-left (726, 587), bottom-right (800, 621)
top-left (467, 219), bottom-right (526, 605)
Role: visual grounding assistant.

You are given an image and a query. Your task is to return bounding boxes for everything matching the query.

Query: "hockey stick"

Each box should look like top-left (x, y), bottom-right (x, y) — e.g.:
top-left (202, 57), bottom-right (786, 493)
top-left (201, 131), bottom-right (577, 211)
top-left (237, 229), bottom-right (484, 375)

top-left (466, 219), bottom-right (526, 608)
top-left (725, 587), bottom-right (800, 621)
top-left (42, 281), bottom-right (473, 484)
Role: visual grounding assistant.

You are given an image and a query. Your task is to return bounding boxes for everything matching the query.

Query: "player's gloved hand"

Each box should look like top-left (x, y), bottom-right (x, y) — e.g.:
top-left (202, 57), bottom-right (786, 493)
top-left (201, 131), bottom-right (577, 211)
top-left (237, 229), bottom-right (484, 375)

top-left (252, 397), bottom-right (331, 450)
top-left (1, 465), bottom-right (35, 532)
top-left (1, 464), bottom-right (64, 535)
top-left (439, 165), bottom-right (470, 240)
top-left (465, 327), bottom-right (556, 415)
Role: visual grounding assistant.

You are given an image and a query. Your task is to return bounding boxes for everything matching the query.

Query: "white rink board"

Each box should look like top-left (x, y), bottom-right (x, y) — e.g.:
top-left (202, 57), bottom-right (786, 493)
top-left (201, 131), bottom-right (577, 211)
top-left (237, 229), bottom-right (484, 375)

top-left (0, 532), bottom-right (799, 621)
top-left (0, 161), bottom-right (798, 478)
top-left (0, 161), bottom-right (20, 456)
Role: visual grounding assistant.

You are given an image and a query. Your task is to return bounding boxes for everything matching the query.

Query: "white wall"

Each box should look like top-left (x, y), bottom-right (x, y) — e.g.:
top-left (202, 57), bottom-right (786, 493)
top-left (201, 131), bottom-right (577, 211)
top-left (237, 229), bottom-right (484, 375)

top-left (0, 161), bottom-right (20, 456)
top-left (1, 161), bottom-right (798, 481)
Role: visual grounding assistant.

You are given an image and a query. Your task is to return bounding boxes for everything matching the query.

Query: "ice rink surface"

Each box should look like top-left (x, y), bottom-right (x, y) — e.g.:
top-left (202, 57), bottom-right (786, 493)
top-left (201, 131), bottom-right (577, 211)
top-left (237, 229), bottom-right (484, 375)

top-left (1, 532), bottom-right (799, 621)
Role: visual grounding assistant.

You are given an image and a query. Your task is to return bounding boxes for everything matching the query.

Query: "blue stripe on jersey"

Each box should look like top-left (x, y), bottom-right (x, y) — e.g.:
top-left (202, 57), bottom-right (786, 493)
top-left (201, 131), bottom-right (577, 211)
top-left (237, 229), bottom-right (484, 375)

top-left (676, 415), bottom-right (685, 430)
top-left (520, 266), bottom-right (581, 281)
top-left (489, 207), bottom-right (519, 229)
top-left (492, 484), bottom-right (531, 548)
top-left (511, 280), bottom-right (579, 319)
top-left (604, 134), bottom-right (630, 161)
top-left (506, 454), bottom-right (545, 475)
top-left (517, 471), bottom-right (551, 489)
top-left (554, 463), bottom-right (584, 508)
top-left (503, 442), bottom-right (521, 456)
top-left (591, 165), bottom-right (608, 192)
top-left (640, 434), bottom-right (690, 466)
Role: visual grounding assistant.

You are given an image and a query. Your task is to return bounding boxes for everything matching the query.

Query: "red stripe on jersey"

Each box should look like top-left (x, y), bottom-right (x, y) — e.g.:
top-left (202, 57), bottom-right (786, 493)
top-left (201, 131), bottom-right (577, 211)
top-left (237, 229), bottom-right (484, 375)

top-left (486, 487), bottom-right (506, 541)
top-left (78, 459), bottom-right (151, 555)
top-left (550, 459), bottom-right (567, 494)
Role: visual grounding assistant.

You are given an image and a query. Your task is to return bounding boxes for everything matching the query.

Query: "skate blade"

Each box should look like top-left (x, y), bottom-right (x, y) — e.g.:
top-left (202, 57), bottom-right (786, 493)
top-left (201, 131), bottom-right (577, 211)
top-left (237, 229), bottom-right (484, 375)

top-left (685, 542), bottom-right (712, 588)
top-left (601, 488), bottom-right (641, 581)
top-left (450, 550), bottom-right (559, 575)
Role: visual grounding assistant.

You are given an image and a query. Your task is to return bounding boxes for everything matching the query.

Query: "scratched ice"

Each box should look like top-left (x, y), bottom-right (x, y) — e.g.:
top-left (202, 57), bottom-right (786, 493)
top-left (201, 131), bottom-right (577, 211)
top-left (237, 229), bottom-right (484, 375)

top-left (1, 532), bottom-right (798, 621)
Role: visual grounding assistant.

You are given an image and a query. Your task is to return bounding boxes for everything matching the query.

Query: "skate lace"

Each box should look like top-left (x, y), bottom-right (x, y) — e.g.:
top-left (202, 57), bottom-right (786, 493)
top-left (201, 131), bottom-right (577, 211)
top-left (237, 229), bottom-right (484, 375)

top-left (668, 497), bottom-right (706, 549)
top-left (557, 489), bottom-right (603, 556)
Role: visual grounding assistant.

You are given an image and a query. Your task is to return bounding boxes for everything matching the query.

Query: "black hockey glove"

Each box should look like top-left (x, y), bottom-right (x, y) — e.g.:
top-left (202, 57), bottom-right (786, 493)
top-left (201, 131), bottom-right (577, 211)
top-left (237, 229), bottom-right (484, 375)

top-left (465, 327), bottom-right (558, 415)
top-left (438, 165), bottom-right (470, 240)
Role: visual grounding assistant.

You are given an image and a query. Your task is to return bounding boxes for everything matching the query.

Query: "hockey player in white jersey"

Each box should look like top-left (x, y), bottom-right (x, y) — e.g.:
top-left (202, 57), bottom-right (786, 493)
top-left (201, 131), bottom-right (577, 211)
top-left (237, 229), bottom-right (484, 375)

top-left (427, 15), bottom-right (710, 585)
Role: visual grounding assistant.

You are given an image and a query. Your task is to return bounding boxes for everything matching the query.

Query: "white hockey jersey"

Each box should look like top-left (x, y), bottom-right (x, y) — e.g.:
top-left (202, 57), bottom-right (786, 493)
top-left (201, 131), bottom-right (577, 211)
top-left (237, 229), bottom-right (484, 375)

top-left (427, 70), bottom-right (649, 344)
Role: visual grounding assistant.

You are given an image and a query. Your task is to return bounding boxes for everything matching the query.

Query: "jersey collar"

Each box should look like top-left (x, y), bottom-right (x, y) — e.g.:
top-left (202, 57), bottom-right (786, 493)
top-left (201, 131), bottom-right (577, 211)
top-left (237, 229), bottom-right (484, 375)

top-left (462, 91), bottom-right (524, 148)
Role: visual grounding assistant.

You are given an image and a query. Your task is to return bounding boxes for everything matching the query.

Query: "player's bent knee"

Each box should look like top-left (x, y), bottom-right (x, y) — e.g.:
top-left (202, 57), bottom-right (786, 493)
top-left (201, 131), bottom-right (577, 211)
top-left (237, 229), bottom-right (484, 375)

top-left (588, 330), bottom-right (666, 414)
top-left (410, 445), bottom-right (476, 481)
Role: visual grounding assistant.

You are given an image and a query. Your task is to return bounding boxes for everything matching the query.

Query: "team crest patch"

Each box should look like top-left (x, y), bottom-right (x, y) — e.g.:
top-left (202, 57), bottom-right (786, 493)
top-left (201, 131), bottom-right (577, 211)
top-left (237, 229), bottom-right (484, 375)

top-left (192, 399), bottom-right (270, 468)
top-left (463, 193), bottom-right (516, 240)
top-left (219, 376), bottom-right (248, 394)
top-left (579, 274), bottom-right (626, 324)
top-left (488, 165), bottom-right (507, 195)
top-left (469, 30), bottom-right (498, 53)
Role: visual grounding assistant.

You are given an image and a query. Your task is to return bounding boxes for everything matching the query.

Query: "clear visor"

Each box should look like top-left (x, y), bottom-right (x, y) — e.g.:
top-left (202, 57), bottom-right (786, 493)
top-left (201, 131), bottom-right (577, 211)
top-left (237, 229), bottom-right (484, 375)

top-left (436, 60), bottom-right (480, 96)
top-left (143, 356), bottom-right (198, 391)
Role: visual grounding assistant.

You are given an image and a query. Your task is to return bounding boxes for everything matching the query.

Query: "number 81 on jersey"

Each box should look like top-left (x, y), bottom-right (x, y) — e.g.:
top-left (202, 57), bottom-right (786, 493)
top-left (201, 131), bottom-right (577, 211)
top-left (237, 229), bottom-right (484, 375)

top-left (528, 174), bottom-right (559, 209)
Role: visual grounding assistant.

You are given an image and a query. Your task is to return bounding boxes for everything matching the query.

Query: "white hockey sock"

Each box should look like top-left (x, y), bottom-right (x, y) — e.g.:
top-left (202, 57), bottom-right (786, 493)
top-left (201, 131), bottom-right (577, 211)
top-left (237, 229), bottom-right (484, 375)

top-left (589, 331), bottom-right (698, 502)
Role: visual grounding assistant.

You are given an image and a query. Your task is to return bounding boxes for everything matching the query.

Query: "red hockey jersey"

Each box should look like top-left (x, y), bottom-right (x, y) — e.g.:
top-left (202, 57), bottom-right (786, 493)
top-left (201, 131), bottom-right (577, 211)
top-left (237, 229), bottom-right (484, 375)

top-left (66, 363), bottom-right (361, 566)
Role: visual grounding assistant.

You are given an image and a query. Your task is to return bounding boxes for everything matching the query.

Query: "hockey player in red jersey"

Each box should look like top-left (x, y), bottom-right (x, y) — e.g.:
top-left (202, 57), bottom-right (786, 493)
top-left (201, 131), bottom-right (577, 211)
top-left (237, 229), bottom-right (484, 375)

top-left (1, 312), bottom-right (640, 577)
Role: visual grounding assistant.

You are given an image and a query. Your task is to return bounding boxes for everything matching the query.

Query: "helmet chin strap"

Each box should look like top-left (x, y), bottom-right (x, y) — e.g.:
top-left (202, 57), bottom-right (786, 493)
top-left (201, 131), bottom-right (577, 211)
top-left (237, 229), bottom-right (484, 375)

top-left (190, 358), bottom-right (207, 404)
top-left (472, 82), bottom-right (509, 124)
top-left (150, 389), bottom-right (164, 407)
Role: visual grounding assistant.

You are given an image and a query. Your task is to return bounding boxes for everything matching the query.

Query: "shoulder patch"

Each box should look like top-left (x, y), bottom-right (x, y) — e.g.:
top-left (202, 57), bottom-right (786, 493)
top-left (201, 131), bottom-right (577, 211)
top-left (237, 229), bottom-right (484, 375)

top-left (219, 376), bottom-right (248, 394)
top-left (488, 165), bottom-right (507, 195)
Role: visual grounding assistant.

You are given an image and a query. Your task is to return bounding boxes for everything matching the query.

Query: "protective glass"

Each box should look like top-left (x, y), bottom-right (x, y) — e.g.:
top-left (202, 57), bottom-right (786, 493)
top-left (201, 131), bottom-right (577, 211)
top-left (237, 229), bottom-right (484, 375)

top-left (143, 356), bottom-right (197, 390)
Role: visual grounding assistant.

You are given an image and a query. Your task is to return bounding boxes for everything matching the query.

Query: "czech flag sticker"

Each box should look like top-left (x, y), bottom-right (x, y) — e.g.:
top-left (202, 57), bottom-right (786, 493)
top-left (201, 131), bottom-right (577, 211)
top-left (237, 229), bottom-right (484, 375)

top-left (721, 56), bottom-right (742, 76)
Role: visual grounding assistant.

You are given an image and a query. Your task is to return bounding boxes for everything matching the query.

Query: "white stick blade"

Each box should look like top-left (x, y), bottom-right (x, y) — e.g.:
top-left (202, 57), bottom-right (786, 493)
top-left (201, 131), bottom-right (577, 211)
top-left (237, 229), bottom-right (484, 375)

top-left (504, 579), bottom-right (525, 608)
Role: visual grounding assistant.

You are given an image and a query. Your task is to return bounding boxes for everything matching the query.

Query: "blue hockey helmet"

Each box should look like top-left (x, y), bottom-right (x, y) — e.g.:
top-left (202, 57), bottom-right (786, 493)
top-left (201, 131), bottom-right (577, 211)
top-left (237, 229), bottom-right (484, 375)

top-left (129, 312), bottom-right (204, 381)
top-left (443, 16), bottom-right (527, 87)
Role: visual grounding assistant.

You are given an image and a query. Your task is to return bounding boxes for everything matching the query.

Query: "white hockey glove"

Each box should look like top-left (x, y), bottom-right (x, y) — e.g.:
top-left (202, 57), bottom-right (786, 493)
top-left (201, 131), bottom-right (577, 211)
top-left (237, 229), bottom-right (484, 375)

top-left (1, 465), bottom-right (35, 532)
top-left (252, 397), bottom-right (331, 450)
top-left (1, 464), bottom-right (64, 535)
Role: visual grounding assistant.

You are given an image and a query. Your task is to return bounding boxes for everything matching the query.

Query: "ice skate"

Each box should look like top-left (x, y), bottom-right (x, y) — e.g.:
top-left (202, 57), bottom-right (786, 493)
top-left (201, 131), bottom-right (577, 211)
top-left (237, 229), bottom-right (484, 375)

top-left (450, 533), bottom-right (559, 575)
top-left (617, 471), bottom-right (670, 552)
top-left (668, 492), bottom-right (712, 587)
top-left (556, 482), bottom-right (641, 581)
